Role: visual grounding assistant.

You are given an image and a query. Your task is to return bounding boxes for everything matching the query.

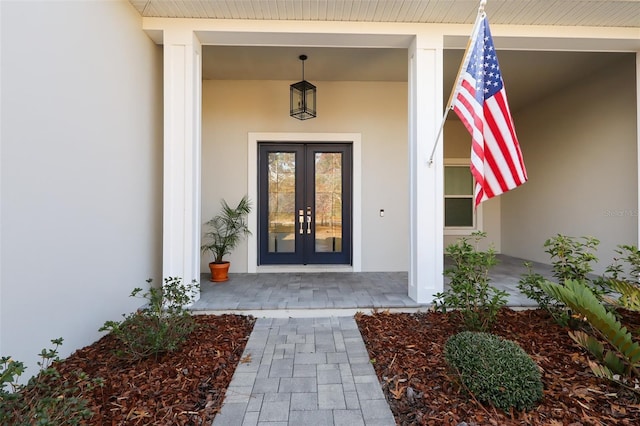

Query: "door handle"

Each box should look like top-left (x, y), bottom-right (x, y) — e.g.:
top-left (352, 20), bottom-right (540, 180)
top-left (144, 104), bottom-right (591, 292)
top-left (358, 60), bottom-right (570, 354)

top-left (298, 210), bottom-right (304, 234)
top-left (306, 207), bottom-right (312, 234)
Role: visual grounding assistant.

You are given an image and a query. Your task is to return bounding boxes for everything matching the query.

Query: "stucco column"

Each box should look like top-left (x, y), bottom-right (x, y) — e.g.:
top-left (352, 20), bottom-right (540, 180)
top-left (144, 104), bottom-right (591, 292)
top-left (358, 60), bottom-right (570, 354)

top-left (162, 29), bottom-right (202, 295)
top-left (408, 36), bottom-right (444, 303)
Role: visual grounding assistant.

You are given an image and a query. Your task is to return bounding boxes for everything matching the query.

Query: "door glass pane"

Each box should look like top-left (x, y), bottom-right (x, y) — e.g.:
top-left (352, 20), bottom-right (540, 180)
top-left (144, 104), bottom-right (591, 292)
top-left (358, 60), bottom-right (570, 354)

top-left (445, 198), bottom-right (473, 227)
top-left (445, 166), bottom-right (473, 195)
top-left (314, 153), bottom-right (342, 253)
top-left (268, 152), bottom-right (296, 253)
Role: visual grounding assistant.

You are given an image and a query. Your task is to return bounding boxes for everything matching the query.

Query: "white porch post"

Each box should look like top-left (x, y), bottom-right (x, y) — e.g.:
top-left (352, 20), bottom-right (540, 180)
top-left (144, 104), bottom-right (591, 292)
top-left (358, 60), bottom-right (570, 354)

top-left (162, 29), bottom-right (202, 297)
top-left (408, 36), bottom-right (444, 303)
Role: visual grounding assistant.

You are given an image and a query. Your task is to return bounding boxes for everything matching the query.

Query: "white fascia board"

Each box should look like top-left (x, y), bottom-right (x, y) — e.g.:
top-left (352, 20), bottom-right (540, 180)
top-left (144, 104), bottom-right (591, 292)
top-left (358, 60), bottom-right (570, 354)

top-left (143, 17), bottom-right (639, 52)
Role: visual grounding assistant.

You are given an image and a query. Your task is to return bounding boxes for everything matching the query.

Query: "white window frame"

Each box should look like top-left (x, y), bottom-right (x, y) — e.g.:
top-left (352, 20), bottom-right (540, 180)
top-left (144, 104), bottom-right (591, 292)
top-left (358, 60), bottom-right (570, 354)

top-left (444, 159), bottom-right (483, 236)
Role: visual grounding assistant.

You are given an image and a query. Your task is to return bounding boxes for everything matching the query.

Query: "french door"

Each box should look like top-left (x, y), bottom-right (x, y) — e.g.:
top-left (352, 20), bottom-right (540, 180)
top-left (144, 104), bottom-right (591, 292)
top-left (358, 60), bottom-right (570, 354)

top-left (258, 143), bottom-right (352, 265)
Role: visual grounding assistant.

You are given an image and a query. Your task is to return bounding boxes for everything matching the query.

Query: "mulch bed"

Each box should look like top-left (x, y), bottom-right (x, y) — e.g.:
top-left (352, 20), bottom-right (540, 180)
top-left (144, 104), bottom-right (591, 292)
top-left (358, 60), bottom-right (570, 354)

top-left (355, 308), bottom-right (640, 425)
top-left (14, 308), bottom-right (640, 425)
top-left (50, 314), bottom-right (254, 425)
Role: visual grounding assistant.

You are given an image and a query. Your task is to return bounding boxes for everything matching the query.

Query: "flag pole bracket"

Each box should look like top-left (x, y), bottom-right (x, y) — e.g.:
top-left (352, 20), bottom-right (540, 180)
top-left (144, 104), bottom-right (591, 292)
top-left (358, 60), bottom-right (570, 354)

top-left (479, 0), bottom-right (487, 14)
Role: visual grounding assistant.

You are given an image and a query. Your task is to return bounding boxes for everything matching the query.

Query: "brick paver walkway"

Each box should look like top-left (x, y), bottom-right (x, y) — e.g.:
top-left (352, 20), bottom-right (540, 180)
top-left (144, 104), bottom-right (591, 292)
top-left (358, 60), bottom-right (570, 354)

top-left (212, 316), bottom-right (395, 426)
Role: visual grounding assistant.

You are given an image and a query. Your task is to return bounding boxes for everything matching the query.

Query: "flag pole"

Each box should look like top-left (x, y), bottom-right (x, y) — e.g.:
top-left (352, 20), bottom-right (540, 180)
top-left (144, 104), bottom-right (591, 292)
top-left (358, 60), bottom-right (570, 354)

top-left (427, 0), bottom-right (487, 167)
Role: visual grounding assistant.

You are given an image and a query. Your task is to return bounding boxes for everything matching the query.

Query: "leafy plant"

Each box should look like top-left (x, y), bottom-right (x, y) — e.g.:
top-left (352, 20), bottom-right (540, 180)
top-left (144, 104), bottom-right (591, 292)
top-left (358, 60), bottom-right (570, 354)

top-left (520, 235), bottom-right (610, 326)
top-left (606, 244), bottom-right (640, 284)
top-left (540, 279), bottom-right (640, 385)
top-left (201, 196), bottom-right (252, 264)
top-left (0, 338), bottom-right (101, 425)
top-left (606, 278), bottom-right (640, 311)
top-left (100, 277), bottom-right (199, 360)
top-left (544, 234), bottom-right (599, 284)
top-left (603, 245), bottom-right (640, 310)
top-left (517, 262), bottom-right (570, 326)
top-left (444, 331), bottom-right (543, 412)
top-left (433, 231), bottom-right (507, 331)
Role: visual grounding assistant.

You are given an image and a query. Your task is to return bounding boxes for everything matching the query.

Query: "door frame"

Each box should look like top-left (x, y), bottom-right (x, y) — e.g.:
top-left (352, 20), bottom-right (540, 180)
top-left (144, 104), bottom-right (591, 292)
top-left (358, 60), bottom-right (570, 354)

top-left (258, 143), bottom-right (353, 266)
top-left (248, 132), bottom-right (362, 273)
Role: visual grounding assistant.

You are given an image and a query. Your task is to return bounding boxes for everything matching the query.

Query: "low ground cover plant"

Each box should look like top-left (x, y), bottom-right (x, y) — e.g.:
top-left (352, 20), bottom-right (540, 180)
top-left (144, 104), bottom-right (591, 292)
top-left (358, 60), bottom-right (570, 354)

top-left (444, 331), bottom-right (543, 412)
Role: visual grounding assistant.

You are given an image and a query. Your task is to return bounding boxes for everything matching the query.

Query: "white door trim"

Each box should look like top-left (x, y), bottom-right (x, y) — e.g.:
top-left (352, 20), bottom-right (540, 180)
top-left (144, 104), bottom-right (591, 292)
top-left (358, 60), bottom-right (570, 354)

top-left (247, 132), bottom-right (362, 273)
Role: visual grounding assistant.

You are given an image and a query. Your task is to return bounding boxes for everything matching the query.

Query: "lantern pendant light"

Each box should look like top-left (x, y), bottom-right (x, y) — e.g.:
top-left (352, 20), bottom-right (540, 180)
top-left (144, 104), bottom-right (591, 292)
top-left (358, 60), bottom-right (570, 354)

top-left (290, 55), bottom-right (316, 120)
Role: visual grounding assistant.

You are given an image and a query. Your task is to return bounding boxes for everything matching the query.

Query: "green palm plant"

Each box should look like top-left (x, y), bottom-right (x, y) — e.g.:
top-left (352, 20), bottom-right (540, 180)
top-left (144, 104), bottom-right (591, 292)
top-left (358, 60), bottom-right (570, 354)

top-left (540, 279), bottom-right (640, 382)
top-left (201, 196), bottom-right (252, 264)
top-left (605, 278), bottom-right (640, 311)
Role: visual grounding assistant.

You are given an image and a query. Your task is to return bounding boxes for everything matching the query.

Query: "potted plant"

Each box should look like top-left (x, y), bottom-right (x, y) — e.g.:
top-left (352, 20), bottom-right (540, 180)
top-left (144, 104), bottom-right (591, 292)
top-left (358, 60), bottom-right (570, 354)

top-left (201, 195), bottom-right (252, 282)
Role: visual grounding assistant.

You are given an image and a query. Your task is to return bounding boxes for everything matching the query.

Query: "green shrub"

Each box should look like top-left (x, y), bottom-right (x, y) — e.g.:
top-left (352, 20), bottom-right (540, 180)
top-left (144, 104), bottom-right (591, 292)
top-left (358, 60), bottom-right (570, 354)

top-left (444, 331), bottom-right (543, 412)
top-left (434, 232), bottom-right (507, 331)
top-left (100, 277), bottom-right (199, 360)
top-left (605, 244), bottom-right (640, 284)
top-left (604, 245), bottom-right (640, 310)
top-left (0, 338), bottom-right (100, 425)
top-left (544, 234), bottom-right (600, 284)
top-left (517, 262), bottom-right (570, 326)
top-left (519, 235), bottom-right (613, 326)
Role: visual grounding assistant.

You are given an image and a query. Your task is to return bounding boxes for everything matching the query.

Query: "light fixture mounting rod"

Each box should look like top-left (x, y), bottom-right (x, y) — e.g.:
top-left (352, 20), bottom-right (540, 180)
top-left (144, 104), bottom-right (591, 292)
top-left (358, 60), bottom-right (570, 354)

top-left (299, 55), bottom-right (308, 81)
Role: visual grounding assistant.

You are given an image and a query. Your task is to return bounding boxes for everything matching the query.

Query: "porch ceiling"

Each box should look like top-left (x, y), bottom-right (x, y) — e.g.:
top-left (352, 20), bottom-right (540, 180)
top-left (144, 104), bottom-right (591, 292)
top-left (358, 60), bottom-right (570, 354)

top-left (129, 0), bottom-right (640, 28)
top-left (202, 46), bottom-right (631, 113)
top-left (134, 1), bottom-right (638, 113)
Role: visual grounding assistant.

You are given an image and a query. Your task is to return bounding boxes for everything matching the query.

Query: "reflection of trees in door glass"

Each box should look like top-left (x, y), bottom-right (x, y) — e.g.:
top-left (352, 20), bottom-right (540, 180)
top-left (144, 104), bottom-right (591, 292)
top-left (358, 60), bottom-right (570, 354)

top-left (268, 152), bottom-right (296, 253)
top-left (315, 153), bottom-right (342, 252)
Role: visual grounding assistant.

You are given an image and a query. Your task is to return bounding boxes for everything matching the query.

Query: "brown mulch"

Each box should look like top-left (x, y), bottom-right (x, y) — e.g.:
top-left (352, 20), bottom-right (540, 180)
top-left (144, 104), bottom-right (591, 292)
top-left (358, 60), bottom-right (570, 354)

top-left (355, 308), bottom-right (640, 426)
top-left (50, 314), bottom-right (254, 425)
top-left (16, 309), bottom-right (640, 425)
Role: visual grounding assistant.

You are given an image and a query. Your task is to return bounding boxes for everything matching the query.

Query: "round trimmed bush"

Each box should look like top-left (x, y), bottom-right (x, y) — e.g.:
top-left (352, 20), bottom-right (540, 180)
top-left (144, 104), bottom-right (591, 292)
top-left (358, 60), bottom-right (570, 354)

top-left (444, 331), bottom-right (543, 412)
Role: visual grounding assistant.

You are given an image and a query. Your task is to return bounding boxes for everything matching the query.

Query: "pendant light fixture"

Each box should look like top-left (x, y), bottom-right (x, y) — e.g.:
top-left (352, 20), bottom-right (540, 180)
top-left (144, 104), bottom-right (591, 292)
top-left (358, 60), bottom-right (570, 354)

top-left (290, 55), bottom-right (316, 120)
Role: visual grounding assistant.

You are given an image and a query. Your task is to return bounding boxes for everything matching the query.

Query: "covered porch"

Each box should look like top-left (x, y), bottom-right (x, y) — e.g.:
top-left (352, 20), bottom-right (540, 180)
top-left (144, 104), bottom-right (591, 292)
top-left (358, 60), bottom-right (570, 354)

top-left (190, 255), bottom-right (554, 314)
top-left (150, 15), bottom-right (638, 309)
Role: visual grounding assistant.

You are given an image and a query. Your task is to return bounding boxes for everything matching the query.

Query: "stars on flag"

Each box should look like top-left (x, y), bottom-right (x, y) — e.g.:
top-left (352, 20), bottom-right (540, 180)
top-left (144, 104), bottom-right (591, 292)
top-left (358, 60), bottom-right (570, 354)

top-left (466, 30), bottom-right (504, 101)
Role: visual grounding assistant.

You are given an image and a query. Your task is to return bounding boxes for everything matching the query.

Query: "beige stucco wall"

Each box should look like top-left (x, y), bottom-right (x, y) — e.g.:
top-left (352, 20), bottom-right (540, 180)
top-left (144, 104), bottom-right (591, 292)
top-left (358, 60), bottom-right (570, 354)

top-left (201, 78), bottom-right (507, 271)
top-left (0, 0), bottom-right (163, 379)
top-left (501, 55), bottom-right (638, 274)
top-left (202, 80), bottom-right (409, 271)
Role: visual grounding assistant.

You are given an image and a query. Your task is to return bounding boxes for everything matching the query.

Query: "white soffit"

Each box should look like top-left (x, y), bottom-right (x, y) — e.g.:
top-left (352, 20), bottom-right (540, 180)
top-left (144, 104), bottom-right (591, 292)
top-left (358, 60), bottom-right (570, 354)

top-left (129, 0), bottom-right (640, 29)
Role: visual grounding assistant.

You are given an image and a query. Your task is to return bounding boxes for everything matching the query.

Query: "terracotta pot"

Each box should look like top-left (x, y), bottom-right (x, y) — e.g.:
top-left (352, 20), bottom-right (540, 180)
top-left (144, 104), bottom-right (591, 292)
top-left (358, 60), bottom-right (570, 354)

top-left (209, 261), bottom-right (230, 282)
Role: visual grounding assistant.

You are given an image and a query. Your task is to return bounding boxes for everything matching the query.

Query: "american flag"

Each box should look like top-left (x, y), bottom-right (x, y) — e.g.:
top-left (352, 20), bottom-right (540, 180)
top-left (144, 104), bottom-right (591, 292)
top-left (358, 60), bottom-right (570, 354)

top-left (452, 15), bottom-right (527, 207)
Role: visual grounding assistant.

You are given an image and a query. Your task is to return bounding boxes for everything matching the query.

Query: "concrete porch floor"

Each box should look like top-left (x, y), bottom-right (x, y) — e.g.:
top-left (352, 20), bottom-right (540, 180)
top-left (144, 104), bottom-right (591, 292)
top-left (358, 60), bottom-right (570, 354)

top-left (190, 255), bottom-right (555, 315)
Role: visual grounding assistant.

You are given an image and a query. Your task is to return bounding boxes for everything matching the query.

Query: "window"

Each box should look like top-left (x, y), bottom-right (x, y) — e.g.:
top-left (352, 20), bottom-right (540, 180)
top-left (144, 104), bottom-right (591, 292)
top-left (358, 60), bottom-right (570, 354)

top-left (444, 162), bottom-right (480, 233)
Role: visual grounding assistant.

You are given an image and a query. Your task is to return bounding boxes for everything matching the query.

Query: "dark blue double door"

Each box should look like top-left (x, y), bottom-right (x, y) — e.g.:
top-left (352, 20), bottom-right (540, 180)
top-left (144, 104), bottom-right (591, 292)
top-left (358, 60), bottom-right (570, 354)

top-left (258, 143), bottom-right (352, 265)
